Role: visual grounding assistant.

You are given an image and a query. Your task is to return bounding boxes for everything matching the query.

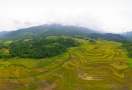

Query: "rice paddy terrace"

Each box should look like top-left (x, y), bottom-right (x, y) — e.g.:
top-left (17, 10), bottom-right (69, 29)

top-left (0, 38), bottom-right (131, 90)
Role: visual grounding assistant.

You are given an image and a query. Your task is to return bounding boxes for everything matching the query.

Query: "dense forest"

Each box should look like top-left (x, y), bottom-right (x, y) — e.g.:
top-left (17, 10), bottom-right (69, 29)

top-left (0, 37), bottom-right (80, 59)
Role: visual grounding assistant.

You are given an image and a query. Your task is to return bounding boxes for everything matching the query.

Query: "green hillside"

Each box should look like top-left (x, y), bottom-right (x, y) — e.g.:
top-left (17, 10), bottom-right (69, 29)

top-left (0, 36), bottom-right (131, 90)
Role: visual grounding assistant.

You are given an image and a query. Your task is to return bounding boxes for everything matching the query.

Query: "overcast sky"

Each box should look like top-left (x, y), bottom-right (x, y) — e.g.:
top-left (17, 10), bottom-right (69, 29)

top-left (0, 0), bottom-right (132, 33)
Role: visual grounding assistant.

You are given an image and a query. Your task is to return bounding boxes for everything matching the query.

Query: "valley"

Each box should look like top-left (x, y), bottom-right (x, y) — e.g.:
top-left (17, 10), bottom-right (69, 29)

top-left (0, 37), bottom-right (131, 90)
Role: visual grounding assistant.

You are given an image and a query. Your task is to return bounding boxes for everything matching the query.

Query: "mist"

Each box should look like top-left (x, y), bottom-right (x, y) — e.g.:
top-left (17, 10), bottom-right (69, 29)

top-left (0, 0), bottom-right (132, 33)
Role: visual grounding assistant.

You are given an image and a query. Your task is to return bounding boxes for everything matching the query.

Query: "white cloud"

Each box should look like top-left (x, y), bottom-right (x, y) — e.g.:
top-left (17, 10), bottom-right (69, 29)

top-left (0, 0), bottom-right (132, 33)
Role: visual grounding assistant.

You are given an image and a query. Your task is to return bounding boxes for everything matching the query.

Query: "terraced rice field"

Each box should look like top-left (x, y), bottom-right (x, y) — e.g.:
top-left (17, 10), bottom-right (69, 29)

top-left (0, 38), bottom-right (131, 90)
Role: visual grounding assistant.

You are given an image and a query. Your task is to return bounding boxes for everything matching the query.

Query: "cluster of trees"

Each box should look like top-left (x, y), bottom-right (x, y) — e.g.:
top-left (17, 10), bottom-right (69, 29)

top-left (121, 40), bottom-right (132, 58)
top-left (89, 39), bottom-right (96, 44)
top-left (0, 41), bottom-right (11, 59)
top-left (9, 38), bottom-right (80, 58)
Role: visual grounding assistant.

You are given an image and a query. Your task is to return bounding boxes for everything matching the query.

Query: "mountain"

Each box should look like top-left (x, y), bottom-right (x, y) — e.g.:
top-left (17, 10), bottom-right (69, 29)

top-left (122, 31), bottom-right (132, 40)
top-left (0, 23), bottom-right (127, 41)
top-left (90, 33), bottom-right (127, 41)
top-left (0, 31), bottom-right (10, 36)
top-left (0, 24), bottom-right (99, 40)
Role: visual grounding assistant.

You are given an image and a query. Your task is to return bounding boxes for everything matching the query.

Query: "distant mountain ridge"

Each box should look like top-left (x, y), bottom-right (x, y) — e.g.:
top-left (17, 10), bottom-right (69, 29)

top-left (0, 24), bottom-right (127, 41)
top-left (0, 24), bottom-right (99, 39)
top-left (90, 33), bottom-right (127, 41)
top-left (122, 31), bottom-right (132, 40)
top-left (0, 31), bottom-right (10, 36)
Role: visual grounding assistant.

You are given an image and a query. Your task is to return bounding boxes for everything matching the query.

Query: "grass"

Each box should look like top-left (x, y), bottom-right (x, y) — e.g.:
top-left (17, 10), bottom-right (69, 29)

top-left (4, 40), bottom-right (12, 46)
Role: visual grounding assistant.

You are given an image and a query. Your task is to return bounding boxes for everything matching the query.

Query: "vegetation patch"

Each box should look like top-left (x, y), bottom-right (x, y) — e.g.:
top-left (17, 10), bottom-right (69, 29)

top-left (121, 40), bottom-right (132, 68)
top-left (9, 37), bottom-right (80, 58)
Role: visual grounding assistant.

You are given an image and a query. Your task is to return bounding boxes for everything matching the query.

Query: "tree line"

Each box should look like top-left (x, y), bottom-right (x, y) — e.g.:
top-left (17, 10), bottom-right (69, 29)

top-left (8, 38), bottom-right (80, 59)
top-left (121, 40), bottom-right (132, 58)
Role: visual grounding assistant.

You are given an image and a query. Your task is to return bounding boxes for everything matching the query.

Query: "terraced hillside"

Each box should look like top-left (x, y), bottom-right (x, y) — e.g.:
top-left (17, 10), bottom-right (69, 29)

top-left (0, 38), bottom-right (131, 90)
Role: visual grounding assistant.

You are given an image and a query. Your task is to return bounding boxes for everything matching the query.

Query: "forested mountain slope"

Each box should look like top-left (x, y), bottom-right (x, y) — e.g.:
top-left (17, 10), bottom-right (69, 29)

top-left (0, 24), bottom-right (127, 41)
top-left (1, 24), bottom-right (97, 40)
top-left (90, 33), bottom-right (127, 41)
